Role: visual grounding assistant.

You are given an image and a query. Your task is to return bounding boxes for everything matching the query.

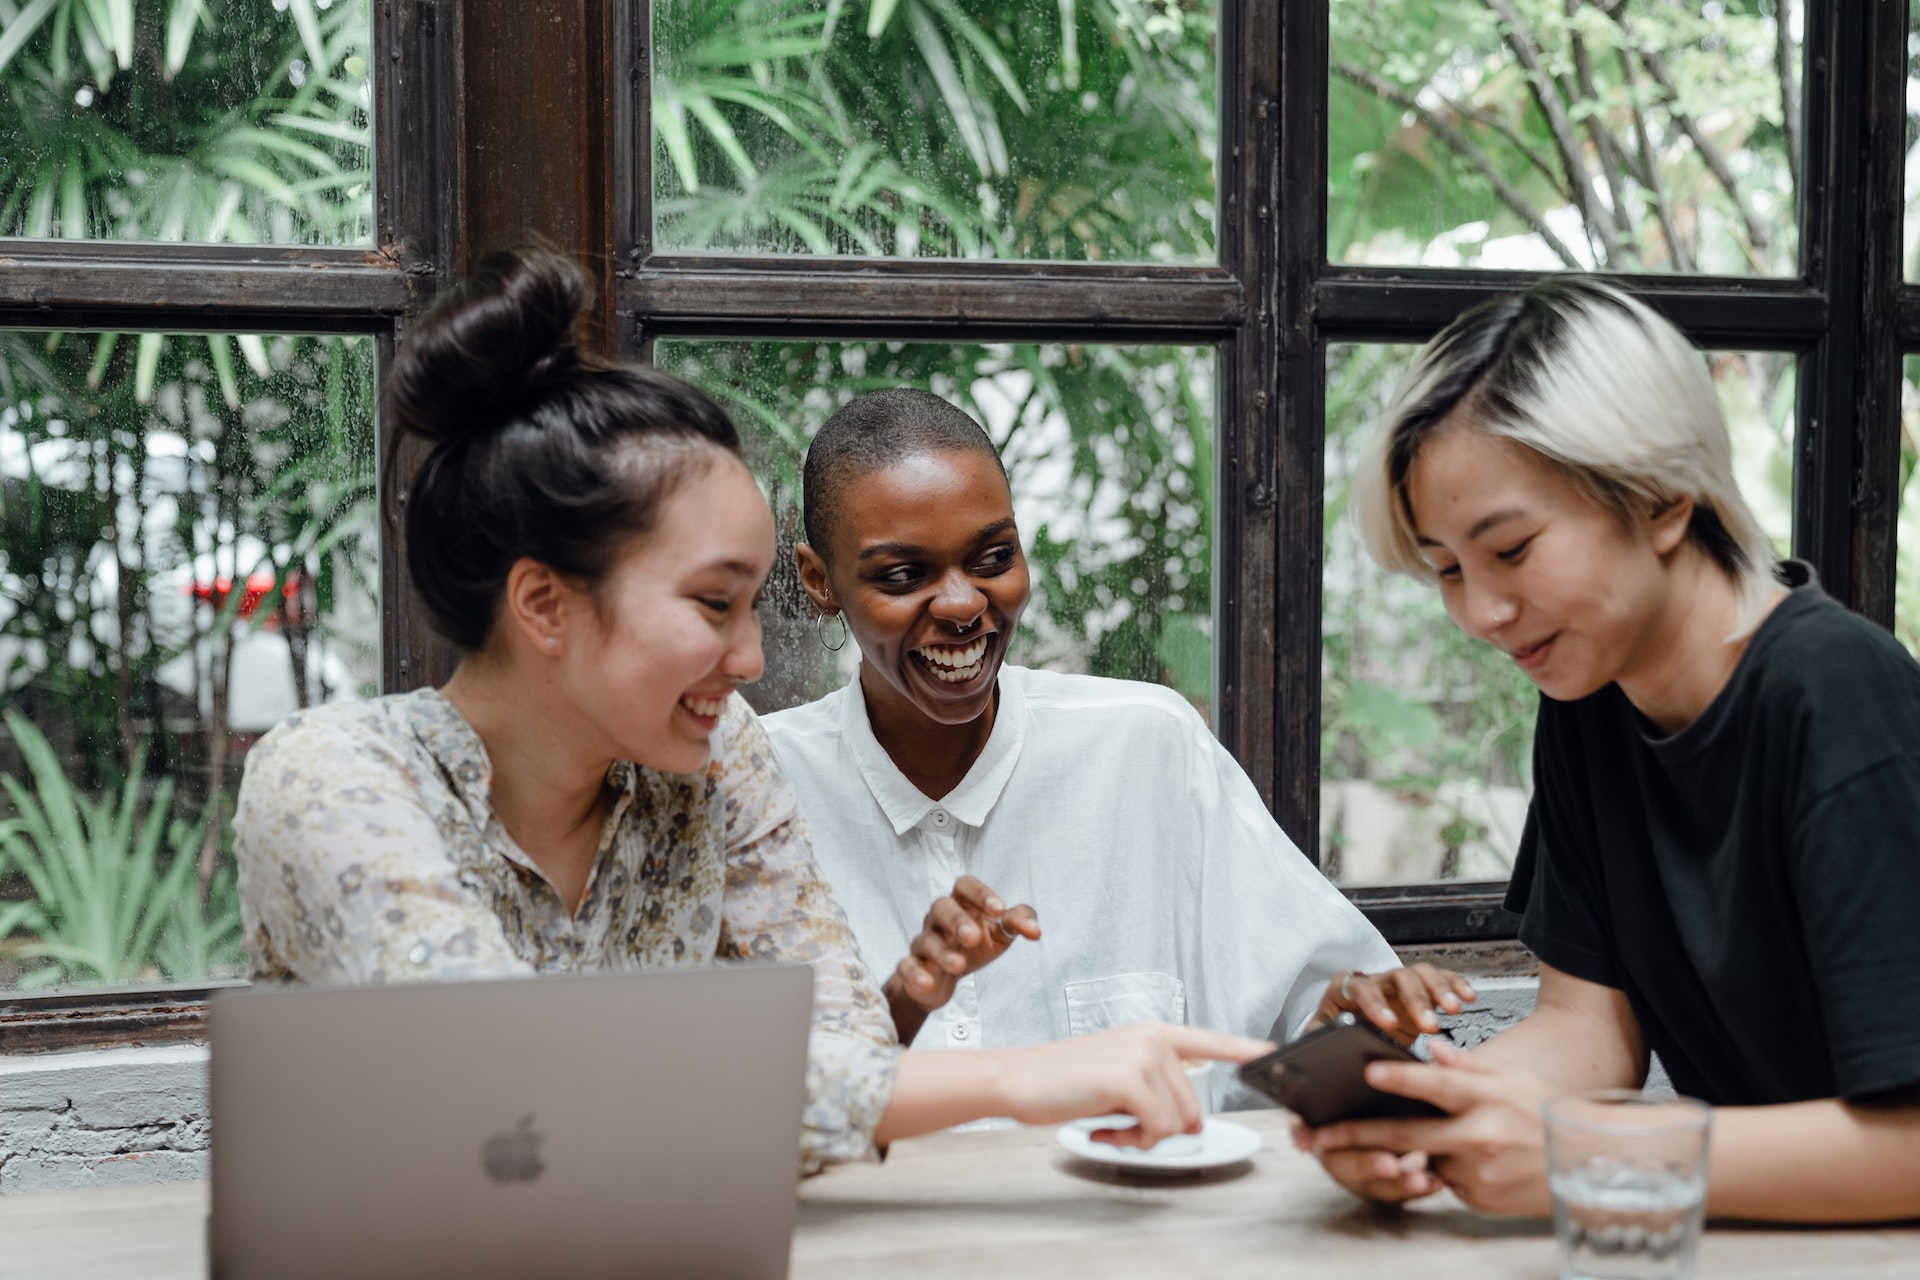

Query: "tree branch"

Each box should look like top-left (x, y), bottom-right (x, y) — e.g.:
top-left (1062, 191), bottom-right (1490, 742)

top-left (1483, 0), bottom-right (1623, 265)
top-left (1598, 2), bottom-right (1771, 267)
top-left (1334, 60), bottom-right (1584, 269)
top-left (1617, 44), bottom-right (1694, 272)
top-left (1639, 45), bottom-right (1770, 264)
top-left (1775, 0), bottom-right (1802, 206)
top-left (1564, 1), bottom-right (1640, 260)
top-left (1458, 103), bottom-right (1570, 201)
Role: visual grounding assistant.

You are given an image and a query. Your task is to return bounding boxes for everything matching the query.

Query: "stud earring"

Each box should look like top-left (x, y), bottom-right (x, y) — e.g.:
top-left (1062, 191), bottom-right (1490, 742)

top-left (544, 637), bottom-right (558, 651)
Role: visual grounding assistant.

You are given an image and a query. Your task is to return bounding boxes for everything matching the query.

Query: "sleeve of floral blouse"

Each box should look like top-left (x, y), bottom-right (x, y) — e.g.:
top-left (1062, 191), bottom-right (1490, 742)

top-left (713, 695), bottom-right (903, 1172)
top-left (232, 710), bottom-right (532, 988)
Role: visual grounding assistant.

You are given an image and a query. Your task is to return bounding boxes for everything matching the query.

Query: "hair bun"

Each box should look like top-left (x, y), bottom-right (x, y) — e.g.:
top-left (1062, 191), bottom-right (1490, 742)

top-left (386, 247), bottom-right (591, 448)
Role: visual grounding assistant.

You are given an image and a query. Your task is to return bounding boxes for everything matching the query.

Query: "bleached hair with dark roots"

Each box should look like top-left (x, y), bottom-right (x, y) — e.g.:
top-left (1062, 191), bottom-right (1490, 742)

top-left (1350, 278), bottom-right (1778, 638)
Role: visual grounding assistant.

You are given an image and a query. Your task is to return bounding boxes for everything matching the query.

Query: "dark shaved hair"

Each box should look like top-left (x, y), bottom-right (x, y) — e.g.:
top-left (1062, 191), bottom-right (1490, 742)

top-left (801, 388), bottom-right (1009, 558)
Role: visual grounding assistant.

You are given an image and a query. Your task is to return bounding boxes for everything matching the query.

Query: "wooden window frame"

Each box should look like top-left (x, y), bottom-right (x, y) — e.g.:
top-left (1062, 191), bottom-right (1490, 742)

top-left (1, 0), bottom-right (1909, 1050)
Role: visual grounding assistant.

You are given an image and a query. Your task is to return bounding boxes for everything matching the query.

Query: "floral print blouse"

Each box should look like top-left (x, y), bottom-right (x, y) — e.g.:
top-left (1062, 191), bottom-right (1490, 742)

top-left (232, 687), bottom-right (901, 1171)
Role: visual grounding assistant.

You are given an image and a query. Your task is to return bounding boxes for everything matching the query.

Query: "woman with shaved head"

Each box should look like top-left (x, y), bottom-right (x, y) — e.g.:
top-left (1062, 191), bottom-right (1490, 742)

top-left (764, 388), bottom-right (1469, 1115)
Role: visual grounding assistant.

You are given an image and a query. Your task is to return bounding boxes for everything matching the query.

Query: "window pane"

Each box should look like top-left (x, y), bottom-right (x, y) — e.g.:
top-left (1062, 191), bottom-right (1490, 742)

top-left (650, 1), bottom-right (1217, 262)
top-left (1330, 0), bottom-right (1802, 275)
top-left (0, 330), bottom-right (377, 991)
top-left (1907, 2), bottom-right (1920, 280)
top-left (0, 1), bottom-right (373, 245)
top-left (1896, 356), bottom-right (1920, 652)
top-left (656, 340), bottom-right (1215, 719)
top-left (1321, 342), bottom-right (1794, 887)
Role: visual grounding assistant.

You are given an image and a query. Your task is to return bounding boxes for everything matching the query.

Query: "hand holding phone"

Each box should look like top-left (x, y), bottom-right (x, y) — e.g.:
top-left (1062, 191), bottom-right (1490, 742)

top-left (1236, 1016), bottom-right (1448, 1128)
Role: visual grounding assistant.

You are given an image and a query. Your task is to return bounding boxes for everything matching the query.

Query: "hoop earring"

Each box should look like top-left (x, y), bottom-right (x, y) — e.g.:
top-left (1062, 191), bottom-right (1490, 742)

top-left (816, 611), bottom-right (849, 652)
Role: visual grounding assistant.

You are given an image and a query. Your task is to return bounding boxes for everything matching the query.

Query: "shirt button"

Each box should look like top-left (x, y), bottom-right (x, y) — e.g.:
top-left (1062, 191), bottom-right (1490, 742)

top-left (951, 1022), bottom-right (970, 1041)
top-left (931, 809), bottom-right (951, 829)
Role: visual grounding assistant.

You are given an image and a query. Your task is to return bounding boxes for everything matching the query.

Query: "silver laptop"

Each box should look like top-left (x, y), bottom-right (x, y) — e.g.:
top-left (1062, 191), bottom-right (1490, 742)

top-left (210, 964), bottom-right (813, 1280)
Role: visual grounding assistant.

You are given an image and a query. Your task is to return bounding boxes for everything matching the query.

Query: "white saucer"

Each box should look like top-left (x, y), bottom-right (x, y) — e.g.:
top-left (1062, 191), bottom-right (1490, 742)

top-left (1054, 1116), bottom-right (1263, 1176)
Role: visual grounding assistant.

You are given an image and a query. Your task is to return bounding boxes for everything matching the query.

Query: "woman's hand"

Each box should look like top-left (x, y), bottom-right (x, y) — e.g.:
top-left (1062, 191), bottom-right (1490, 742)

top-left (1306, 1041), bottom-right (1555, 1215)
top-left (1292, 1118), bottom-right (1446, 1203)
top-left (1315, 963), bottom-right (1477, 1046)
top-left (995, 1022), bottom-right (1274, 1149)
top-left (884, 876), bottom-right (1040, 1042)
top-left (874, 1023), bottom-right (1272, 1148)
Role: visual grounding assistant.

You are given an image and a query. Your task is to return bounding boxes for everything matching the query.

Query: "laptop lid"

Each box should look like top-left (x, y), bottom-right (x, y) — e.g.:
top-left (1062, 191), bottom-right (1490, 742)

top-left (210, 964), bottom-right (813, 1280)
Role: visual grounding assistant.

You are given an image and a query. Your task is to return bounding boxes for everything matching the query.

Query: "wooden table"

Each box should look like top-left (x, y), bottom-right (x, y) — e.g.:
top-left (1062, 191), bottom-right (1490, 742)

top-left (4, 1111), bottom-right (1915, 1278)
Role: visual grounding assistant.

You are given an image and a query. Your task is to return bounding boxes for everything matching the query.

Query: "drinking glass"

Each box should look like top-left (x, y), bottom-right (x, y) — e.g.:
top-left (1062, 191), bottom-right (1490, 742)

top-left (1543, 1090), bottom-right (1711, 1280)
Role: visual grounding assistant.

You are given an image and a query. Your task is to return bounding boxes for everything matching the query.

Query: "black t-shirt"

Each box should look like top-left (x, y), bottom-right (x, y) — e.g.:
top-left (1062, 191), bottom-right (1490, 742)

top-left (1505, 565), bottom-right (1920, 1105)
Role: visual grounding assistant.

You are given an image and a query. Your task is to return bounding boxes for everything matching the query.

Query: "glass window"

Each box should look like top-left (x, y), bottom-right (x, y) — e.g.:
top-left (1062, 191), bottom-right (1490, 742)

top-left (649, 0), bottom-right (1217, 262)
top-left (0, 329), bottom-right (376, 990)
top-left (656, 339), bottom-right (1215, 720)
top-left (0, 1), bottom-right (373, 245)
top-left (1321, 341), bottom-right (1794, 887)
top-left (1330, 0), bottom-right (1802, 275)
top-left (1907, 1), bottom-right (1920, 279)
top-left (1897, 355), bottom-right (1920, 653)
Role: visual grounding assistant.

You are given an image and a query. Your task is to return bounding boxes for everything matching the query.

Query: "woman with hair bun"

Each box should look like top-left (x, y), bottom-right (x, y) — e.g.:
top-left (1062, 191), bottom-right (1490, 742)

top-left (232, 248), bottom-right (1269, 1173)
top-left (1301, 278), bottom-right (1920, 1221)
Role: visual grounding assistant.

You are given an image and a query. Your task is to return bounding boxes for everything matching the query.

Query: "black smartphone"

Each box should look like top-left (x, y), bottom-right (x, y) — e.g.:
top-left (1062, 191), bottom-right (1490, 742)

top-left (1237, 1016), bottom-right (1447, 1128)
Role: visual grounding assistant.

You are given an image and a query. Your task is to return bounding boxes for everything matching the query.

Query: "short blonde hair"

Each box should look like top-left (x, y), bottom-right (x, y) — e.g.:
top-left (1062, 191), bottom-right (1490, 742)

top-left (1350, 278), bottom-right (1778, 637)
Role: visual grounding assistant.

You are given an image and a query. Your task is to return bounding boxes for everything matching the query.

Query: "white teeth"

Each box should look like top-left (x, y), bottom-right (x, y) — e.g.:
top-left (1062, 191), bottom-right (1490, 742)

top-left (680, 695), bottom-right (726, 717)
top-left (915, 638), bottom-right (988, 669)
top-left (915, 638), bottom-right (988, 684)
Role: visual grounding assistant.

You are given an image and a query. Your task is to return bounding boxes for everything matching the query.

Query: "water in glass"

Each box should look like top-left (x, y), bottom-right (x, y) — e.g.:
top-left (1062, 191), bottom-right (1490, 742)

top-left (1550, 1157), bottom-right (1706, 1280)
top-left (1543, 1090), bottom-right (1710, 1280)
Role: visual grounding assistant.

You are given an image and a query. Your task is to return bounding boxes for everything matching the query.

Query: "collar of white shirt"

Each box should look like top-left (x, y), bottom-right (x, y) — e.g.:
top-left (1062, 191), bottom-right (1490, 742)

top-left (839, 665), bottom-right (1030, 836)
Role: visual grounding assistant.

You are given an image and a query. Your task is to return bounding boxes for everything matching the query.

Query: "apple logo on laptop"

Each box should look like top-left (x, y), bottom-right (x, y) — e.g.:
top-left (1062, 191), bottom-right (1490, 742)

top-left (481, 1116), bottom-right (546, 1184)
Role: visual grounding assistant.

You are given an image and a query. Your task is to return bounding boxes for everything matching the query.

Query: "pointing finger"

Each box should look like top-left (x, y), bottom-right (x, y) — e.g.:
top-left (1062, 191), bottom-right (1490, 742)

top-left (1164, 1026), bottom-right (1276, 1065)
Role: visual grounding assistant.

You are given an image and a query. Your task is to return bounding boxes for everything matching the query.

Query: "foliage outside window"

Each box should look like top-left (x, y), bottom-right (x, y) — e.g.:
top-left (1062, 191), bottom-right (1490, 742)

top-left (0, 331), bottom-right (377, 990)
top-left (0, 0), bottom-right (373, 245)
top-left (0, 3), bottom-right (378, 993)
top-left (651, 0), bottom-right (1217, 260)
top-left (660, 340), bottom-right (1215, 719)
top-left (1906, 0), bottom-right (1920, 280)
top-left (1331, 0), bottom-right (1801, 275)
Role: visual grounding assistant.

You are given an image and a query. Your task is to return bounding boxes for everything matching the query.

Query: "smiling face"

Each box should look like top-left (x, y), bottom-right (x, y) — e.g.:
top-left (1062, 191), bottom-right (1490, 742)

top-left (803, 449), bottom-right (1030, 728)
top-left (551, 453), bottom-right (774, 772)
top-left (1405, 426), bottom-right (1690, 703)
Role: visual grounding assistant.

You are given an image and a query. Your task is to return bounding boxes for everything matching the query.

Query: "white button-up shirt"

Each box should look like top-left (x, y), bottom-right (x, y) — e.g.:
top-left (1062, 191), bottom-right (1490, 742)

top-left (764, 665), bottom-right (1399, 1110)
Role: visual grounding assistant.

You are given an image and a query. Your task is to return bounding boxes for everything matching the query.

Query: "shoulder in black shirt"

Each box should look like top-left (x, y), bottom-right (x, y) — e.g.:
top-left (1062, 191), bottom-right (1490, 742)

top-left (1505, 565), bottom-right (1920, 1105)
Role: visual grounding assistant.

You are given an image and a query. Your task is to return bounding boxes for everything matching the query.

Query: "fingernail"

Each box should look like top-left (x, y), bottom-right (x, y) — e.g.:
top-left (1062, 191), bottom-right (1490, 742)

top-left (960, 925), bottom-right (978, 944)
top-left (1377, 1010), bottom-right (1398, 1026)
top-left (985, 896), bottom-right (1004, 913)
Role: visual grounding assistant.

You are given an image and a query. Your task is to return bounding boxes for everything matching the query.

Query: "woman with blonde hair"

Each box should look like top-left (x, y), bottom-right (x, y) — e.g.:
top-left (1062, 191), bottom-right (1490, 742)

top-left (1302, 278), bottom-right (1920, 1221)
